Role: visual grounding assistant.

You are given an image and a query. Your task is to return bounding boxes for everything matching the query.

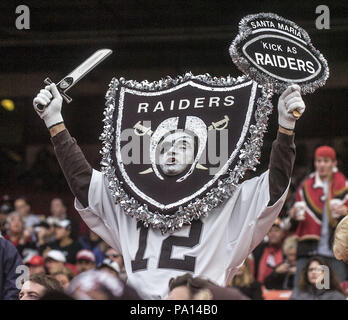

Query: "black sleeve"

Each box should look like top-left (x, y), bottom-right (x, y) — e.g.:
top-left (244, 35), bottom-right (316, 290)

top-left (268, 131), bottom-right (296, 206)
top-left (51, 129), bottom-right (92, 208)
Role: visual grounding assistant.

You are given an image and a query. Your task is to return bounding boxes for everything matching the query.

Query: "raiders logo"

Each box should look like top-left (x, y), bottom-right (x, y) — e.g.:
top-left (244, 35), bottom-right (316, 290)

top-left (100, 73), bottom-right (272, 233)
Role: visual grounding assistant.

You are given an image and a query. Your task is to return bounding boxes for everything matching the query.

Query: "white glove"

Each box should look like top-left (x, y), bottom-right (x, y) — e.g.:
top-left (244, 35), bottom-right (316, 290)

top-left (278, 84), bottom-right (306, 130)
top-left (33, 83), bottom-right (63, 129)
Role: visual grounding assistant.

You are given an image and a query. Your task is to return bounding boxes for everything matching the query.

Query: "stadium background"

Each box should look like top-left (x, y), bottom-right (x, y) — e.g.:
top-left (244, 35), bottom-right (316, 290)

top-left (0, 0), bottom-right (347, 216)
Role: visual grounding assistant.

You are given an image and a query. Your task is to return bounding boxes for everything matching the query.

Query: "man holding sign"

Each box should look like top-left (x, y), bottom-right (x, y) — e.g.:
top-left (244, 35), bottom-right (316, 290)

top-left (33, 80), bottom-right (305, 299)
top-left (230, 12), bottom-right (329, 97)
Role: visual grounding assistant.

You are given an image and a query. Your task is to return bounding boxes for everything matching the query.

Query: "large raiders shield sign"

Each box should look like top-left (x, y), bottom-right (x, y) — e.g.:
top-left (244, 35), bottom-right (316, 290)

top-left (229, 13), bottom-right (329, 94)
top-left (100, 73), bottom-right (272, 233)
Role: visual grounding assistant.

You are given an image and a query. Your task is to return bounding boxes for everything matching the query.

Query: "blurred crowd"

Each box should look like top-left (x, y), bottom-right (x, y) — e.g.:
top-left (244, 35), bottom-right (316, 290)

top-left (1, 145), bottom-right (348, 300)
top-left (0, 196), bottom-right (130, 299)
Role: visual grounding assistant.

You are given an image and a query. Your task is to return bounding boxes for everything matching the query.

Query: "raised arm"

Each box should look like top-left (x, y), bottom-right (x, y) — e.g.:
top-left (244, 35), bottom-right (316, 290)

top-left (33, 84), bottom-right (92, 208)
top-left (268, 85), bottom-right (305, 206)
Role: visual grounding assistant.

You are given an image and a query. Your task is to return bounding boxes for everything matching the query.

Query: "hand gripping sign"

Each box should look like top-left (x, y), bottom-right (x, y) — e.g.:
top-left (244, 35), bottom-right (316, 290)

top-left (101, 73), bottom-right (273, 233)
top-left (229, 13), bottom-right (329, 117)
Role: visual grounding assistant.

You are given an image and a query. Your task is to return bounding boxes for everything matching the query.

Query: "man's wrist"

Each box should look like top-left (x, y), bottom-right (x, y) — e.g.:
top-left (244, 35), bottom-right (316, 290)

top-left (49, 122), bottom-right (66, 137)
top-left (278, 125), bottom-right (294, 135)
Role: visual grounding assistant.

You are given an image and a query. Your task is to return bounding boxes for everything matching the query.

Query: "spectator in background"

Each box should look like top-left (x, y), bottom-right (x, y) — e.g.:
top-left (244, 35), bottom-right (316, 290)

top-left (105, 247), bottom-right (126, 280)
top-left (14, 197), bottom-right (40, 229)
top-left (167, 273), bottom-right (249, 300)
top-left (66, 270), bottom-right (141, 300)
top-left (53, 268), bottom-right (75, 290)
top-left (98, 258), bottom-right (120, 278)
top-left (229, 257), bottom-right (263, 300)
top-left (46, 219), bottom-right (81, 264)
top-left (21, 249), bottom-right (40, 265)
top-left (0, 211), bottom-right (8, 236)
top-left (0, 197), bottom-right (13, 236)
top-left (49, 197), bottom-right (86, 239)
top-left (290, 256), bottom-right (345, 300)
top-left (289, 146), bottom-right (348, 285)
top-left (79, 230), bottom-right (106, 265)
top-left (46, 217), bottom-right (59, 242)
top-left (76, 249), bottom-right (96, 274)
top-left (264, 235), bottom-right (298, 290)
top-left (19, 274), bottom-right (63, 300)
top-left (44, 250), bottom-right (66, 275)
top-left (5, 212), bottom-right (26, 246)
top-left (253, 218), bottom-right (285, 284)
top-left (0, 237), bottom-right (23, 300)
top-left (0, 196), bottom-right (13, 212)
top-left (25, 255), bottom-right (45, 275)
top-left (4, 212), bottom-right (35, 256)
top-left (50, 197), bottom-right (68, 220)
top-left (0, 215), bottom-right (7, 236)
top-left (32, 221), bottom-right (52, 255)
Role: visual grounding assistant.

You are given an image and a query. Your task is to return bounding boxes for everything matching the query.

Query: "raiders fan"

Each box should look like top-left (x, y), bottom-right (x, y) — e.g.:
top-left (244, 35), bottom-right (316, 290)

top-left (33, 82), bottom-right (305, 299)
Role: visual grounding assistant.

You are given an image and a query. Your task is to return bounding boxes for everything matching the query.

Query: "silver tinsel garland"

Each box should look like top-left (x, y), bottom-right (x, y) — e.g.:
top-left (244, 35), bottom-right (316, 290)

top-left (100, 72), bottom-right (273, 234)
top-left (229, 12), bottom-right (329, 95)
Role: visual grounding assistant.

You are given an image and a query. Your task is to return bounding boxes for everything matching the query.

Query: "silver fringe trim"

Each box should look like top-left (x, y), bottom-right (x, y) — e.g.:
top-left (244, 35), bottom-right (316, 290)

top-left (229, 12), bottom-right (329, 95)
top-left (100, 72), bottom-right (273, 234)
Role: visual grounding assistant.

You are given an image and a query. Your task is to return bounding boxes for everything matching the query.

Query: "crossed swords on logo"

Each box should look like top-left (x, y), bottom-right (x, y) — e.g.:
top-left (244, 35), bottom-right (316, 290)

top-left (133, 115), bottom-right (230, 137)
top-left (132, 115), bottom-right (230, 175)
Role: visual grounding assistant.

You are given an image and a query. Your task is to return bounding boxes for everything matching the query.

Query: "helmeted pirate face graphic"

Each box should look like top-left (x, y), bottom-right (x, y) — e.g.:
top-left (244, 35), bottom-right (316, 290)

top-left (150, 116), bottom-right (208, 182)
top-left (158, 130), bottom-right (195, 176)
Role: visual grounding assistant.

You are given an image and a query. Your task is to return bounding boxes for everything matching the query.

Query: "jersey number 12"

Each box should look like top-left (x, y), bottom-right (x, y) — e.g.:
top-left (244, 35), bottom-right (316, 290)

top-left (131, 220), bottom-right (203, 272)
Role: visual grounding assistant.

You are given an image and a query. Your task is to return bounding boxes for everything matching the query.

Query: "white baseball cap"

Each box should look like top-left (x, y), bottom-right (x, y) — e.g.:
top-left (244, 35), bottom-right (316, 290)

top-left (98, 258), bottom-right (120, 274)
top-left (54, 219), bottom-right (71, 229)
top-left (45, 250), bottom-right (66, 263)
